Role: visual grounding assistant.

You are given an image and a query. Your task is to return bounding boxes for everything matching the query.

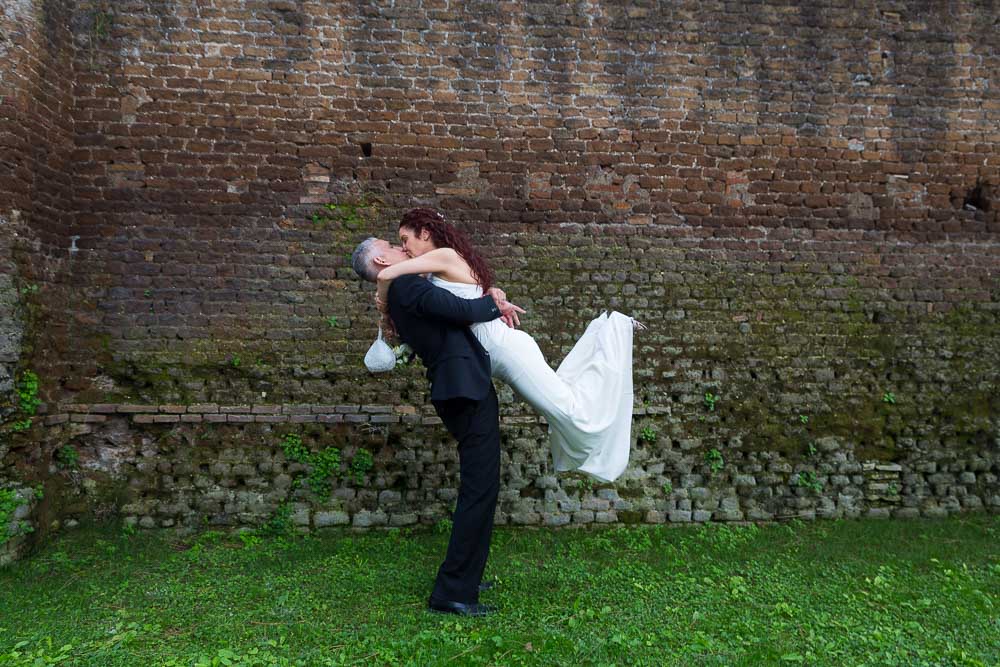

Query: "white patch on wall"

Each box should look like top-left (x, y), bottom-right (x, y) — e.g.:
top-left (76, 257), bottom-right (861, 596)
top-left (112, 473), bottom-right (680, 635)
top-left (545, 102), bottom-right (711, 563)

top-left (0, 211), bottom-right (25, 412)
top-left (1, 0), bottom-right (43, 63)
top-left (3, 0), bottom-right (36, 25)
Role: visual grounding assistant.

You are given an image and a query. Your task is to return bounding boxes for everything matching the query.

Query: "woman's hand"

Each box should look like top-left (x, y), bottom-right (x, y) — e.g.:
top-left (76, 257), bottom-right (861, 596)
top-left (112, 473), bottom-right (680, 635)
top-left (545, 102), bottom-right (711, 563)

top-left (486, 287), bottom-right (507, 304)
top-left (487, 287), bottom-right (524, 328)
top-left (498, 299), bottom-right (526, 328)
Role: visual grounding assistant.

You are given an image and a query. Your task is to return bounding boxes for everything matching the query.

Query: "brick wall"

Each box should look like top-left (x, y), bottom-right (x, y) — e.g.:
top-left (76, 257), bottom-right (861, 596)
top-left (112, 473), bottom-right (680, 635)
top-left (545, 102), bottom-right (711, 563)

top-left (0, 0), bottom-right (78, 560)
top-left (1, 0), bottom-right (76, 428)
top-left (53, 0), bottom-right (998, 393)
top-left (0, 1), bottom-right (998, 546)
top-left (0, 0), bottom-right (76, 240)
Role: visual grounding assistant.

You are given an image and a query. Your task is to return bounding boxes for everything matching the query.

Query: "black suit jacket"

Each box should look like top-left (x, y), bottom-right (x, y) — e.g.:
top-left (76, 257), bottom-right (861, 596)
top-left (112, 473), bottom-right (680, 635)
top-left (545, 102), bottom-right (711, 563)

top-left (387, 274), bottom-right (502, 402)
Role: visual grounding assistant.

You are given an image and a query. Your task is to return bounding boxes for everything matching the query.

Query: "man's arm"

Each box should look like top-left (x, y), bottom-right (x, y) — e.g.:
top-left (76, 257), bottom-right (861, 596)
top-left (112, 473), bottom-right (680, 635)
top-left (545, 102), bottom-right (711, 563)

top-left (390, 275), bottom-right (502, 326)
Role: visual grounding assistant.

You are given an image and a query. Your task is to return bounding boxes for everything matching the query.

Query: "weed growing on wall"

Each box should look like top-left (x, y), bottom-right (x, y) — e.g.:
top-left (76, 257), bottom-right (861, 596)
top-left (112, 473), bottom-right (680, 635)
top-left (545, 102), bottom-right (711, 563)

top-left (3, 370), bottom-right (40, 434)
top-left (706, 448), bottom-right (724, 475)
top-left (55, 445), bottom-right (79, 470)
top-left (15, 370), bottom-right (39, 416)
top-left (0, 487), bottom-right (41, 547)
top-left (280, 434), bottom-right (374, 498)
top-left (349, 449), bottom-right (373, 484)
top-left (83, 2), bottom-right (114, 70)
top-left (796, 470), bottom-right (823, 494)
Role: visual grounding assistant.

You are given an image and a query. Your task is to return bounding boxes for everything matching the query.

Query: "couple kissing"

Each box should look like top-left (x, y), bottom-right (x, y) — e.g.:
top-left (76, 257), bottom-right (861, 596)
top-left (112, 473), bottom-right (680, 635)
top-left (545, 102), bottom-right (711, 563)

top-left (351, 207), bottom-right (642, 616)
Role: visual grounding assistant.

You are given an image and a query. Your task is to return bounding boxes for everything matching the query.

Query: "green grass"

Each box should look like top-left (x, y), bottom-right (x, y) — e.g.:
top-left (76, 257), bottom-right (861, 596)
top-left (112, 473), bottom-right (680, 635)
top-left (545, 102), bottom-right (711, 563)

top-left (1, 516), bottom-right (997, 666)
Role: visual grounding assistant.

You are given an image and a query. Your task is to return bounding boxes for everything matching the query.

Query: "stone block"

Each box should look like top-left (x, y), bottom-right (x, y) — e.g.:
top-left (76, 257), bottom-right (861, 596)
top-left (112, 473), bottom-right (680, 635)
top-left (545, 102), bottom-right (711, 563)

top-left (291, 504), bottom-right (311, 526)
top-left (315, 511), bottom-right (350, 527)
top-left (510, 511), bottom-right (540, 525)
top-left (689, 487), bottom-right (710, 501)
top-left (118, 405), bottom-right (158, 413)
top-left (378, 490), bottom-right (402, 505)
top-left (558, 499), bottom-right (581, 512)
top-left (582, 497), bottom-right (610, 511)
top-left (390, 513), bottom-right (417, 527)
top-left (543, 512), bottom-right (571, 526)
top-left (961, 495), bottom-right (983, 509)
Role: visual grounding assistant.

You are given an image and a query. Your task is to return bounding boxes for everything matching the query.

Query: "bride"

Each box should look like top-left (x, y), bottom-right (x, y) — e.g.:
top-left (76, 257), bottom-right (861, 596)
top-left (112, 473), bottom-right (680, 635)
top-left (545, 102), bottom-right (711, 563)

top-left (375, 208), bottom-right (638, 483)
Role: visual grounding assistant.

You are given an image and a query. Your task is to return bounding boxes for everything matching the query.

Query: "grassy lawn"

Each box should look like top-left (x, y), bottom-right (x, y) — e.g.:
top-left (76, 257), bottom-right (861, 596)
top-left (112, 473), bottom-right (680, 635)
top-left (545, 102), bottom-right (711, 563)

top-left (1, 515), bottom-right (997, 666)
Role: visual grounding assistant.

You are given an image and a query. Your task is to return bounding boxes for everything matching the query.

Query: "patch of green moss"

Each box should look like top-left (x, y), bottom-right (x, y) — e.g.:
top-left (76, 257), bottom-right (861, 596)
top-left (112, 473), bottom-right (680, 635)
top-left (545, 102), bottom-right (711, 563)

top-left (810, 401), bottom-right (900, 462)
top-left (617, 486), bottom-right (646, 499)
top-left (724, 397), bottom-right (798, 456)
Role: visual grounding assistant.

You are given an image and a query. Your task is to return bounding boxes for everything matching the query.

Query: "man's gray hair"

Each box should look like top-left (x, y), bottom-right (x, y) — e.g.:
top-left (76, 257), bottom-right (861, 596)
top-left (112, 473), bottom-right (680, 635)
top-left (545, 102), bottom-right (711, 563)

top-left (351, 237), bottom-right (381, 282)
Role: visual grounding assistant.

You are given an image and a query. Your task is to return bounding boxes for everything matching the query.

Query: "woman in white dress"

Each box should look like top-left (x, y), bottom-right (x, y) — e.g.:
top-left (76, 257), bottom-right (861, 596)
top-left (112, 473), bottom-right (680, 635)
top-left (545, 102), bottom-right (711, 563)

top-left (375, 208), bottom-right (639, 483)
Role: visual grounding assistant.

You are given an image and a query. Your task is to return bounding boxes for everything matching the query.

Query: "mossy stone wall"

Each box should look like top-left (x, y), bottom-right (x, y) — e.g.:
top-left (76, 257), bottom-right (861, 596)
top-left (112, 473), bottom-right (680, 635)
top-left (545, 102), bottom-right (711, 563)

top-left (0, 1), bottom-right (998, 557)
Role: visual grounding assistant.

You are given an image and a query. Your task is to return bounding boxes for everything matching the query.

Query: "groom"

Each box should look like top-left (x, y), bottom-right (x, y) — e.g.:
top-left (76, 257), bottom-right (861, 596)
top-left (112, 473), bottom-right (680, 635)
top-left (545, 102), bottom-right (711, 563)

top-left (352, 236), bottom-right (519, 617)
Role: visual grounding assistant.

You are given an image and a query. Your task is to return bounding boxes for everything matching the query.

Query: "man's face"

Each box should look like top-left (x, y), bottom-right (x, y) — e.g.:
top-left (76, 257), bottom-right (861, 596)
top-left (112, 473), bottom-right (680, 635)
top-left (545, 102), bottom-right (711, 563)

top-left (373, 239), bottom-right (410, 268)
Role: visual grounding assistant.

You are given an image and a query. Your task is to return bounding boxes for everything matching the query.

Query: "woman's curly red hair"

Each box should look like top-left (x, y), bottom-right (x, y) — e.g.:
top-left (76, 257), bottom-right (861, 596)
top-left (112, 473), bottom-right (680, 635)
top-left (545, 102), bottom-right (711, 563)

top-left (399, 208), bottom-right (494, 291)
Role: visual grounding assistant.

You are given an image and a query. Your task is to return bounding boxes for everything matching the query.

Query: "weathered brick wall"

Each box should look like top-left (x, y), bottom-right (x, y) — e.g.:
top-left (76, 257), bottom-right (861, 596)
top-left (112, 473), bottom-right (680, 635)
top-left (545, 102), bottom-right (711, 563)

top-left (58, 0), bottom-right (998, 383)
top-left (0, 0), bottom-right (76, 235)
top-left (1, 1), bottom-right (998, 549)
top-left (0, 0), bottom-right (78, 560)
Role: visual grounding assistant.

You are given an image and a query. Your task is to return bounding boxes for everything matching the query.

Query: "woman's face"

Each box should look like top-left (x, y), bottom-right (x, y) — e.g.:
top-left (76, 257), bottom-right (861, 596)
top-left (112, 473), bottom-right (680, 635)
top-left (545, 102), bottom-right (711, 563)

top-left (398, 226), bottom-right (435, 258)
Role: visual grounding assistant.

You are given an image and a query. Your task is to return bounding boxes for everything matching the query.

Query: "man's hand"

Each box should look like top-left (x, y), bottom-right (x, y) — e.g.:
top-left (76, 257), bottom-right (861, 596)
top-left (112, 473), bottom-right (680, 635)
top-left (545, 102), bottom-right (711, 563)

top-left (375, 279), bottom-right (390, 314)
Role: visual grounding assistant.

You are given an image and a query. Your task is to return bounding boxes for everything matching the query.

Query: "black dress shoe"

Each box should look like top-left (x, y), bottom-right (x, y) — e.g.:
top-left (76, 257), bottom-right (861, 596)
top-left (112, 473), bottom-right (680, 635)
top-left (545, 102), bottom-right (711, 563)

top-left (428, 598), bottom-right (497, 617)
top-left (478, 580), bottom-right (495, 592)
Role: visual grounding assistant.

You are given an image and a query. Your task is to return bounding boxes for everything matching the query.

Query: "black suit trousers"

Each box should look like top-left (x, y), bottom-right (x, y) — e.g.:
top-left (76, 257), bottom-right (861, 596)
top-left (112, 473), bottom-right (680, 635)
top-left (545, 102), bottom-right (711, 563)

top-left (430, 385), bottom-right (501, 604)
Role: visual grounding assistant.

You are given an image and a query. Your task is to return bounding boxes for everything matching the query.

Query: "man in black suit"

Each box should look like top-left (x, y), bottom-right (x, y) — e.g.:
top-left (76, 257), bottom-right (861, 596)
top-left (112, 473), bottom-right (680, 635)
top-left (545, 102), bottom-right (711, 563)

top-left (352, 236), bottom-right (520, 617)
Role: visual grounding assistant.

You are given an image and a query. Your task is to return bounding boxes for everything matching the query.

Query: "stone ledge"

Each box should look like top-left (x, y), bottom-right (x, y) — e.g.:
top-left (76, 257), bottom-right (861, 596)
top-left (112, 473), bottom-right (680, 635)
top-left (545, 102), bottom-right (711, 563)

top-left (32, 403), bottom-right (565, 427)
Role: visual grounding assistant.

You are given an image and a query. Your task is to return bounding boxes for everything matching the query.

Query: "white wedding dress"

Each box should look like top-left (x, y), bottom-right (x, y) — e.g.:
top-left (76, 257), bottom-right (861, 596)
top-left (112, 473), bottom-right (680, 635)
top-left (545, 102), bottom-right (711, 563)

top-left (430, 276), bottom-right (634, 482)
